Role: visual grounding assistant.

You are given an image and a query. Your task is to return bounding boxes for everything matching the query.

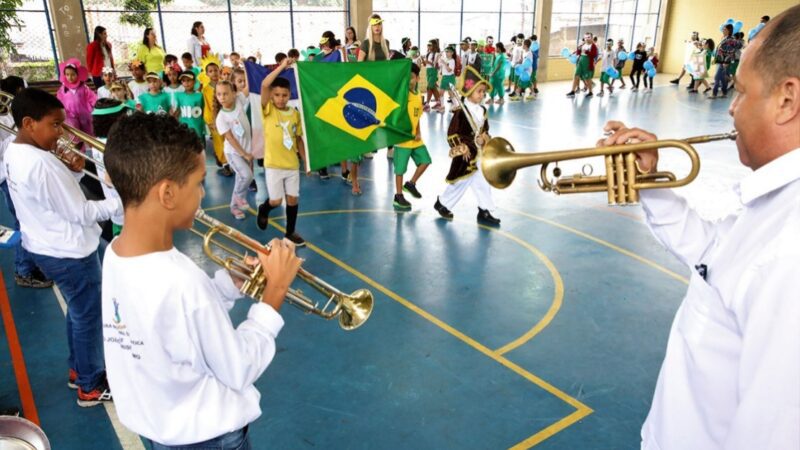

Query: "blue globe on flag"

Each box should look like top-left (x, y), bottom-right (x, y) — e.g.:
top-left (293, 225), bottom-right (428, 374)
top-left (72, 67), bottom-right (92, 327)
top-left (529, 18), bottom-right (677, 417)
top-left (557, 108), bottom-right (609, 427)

top-left (342, 87), bottom-right (380, 129)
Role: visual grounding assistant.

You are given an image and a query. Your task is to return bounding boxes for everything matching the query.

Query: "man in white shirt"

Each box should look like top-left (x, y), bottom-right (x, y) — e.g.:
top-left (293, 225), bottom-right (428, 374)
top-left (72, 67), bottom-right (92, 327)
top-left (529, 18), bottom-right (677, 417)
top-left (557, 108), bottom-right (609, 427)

top-left (5, 88), bottom-right (121, 406)
top-left (600, 6), bottom-right (800, 448)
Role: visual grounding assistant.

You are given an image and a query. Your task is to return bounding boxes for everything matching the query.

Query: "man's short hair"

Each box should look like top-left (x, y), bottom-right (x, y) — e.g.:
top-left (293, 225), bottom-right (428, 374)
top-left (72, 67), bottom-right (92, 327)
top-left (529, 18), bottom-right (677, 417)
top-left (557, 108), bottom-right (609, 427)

top-left (751, 5), bottom-right (800, 92)
top-left (271, 77), bottom-right (290, 91)
top-left (104, 113), bottom-right (203, 208)
top-left (10, 88), bottom-right (63, 128)
top-left (287, 48), bottom-right (300, 59)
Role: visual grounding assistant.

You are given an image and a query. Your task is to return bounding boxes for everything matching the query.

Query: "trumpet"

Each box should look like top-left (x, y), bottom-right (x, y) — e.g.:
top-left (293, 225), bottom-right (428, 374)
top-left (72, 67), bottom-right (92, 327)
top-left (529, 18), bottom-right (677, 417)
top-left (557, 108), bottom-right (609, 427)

top-left (191, 210), bottom-right (374, 330)
top-left (0, 91), bottom-right (109, 185)
top-left (480, 131), bottom-right (738, 205)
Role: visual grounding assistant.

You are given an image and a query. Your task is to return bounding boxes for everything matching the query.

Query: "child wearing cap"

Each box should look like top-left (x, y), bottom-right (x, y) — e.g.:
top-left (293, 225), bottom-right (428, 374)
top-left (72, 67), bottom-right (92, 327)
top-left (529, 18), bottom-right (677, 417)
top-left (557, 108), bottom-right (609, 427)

top-left (138, 72), bottom-right (174, 115)
top-left (434, 67), bottom-right (500, 226)
top-left (174, 71), bottom-right (205, 143)
top-left (109, 81), bottom-right (136, 111)
top-left (97, 67), bottom-right (116, 99)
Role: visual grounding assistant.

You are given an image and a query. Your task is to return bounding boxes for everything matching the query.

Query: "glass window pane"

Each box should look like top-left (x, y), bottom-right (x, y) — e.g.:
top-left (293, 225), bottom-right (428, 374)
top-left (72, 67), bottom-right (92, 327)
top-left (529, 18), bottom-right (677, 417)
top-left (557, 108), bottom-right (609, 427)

top-left (161, 12), bottom-right (232, 56)
top-left (372, 12), bottom-right (420, 49)
top-left (161, 0), bottom-right (226, 11)
top-left (552, 0), bottom-right (582, 13)
top-left (549, 13), bottom-right (581, 56)
top-left (581, 0), bottom-right (610, 14)
top-left (637, 0), bottom-right (662, 15)
top-left (420, 12), bottom-right (460, 48)
top-left (373, 0), bottom-right (418, 10)
top-left (632, 14), bottom-right (659, 47)
top-left (463, 13), bottom-right (500, 43)
top-left (610, 0), bottom-right (636, 14)
top-left (421, 0), bottom-right (461, 12)
top-left (463, 0), bottom-right (501, 12)
top-left (293, 0), bottom-right (345, 11)
top-left (500, 12), bottom-right (535, 40)
top-left (293, 12), bottom-right (347, 52)
top-left (504, 0), bottom-right (535, 13)
top-left (232, 0), bottom-right (289, 10)
top-left (579, 14), bottom-right (608, 41)
top-left (608, 13), bottom-right (634, 47)
top-left (231, 12), bottom-right (292, 62)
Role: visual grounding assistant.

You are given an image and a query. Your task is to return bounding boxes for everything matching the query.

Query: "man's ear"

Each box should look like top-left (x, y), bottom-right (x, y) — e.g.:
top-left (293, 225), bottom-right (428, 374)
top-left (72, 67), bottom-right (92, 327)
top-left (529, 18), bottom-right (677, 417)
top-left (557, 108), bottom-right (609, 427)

top-left (774, 77), bottom-right (800, 126)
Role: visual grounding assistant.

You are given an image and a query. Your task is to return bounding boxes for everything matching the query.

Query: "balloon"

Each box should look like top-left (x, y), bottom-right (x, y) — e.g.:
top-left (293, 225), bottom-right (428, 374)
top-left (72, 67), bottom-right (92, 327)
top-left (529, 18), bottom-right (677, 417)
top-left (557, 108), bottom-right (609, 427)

top-left (725, 18), bottom-right (735, 25)
top-left (647, 68), bottom-right (657, 78)
top-left (515, 65), bottom-right (524, 76)
top-left (519, 72), bottom-right (531, 83)
top-left (733, 21), bottom-right (743, 34)
top-left (568, 54), bottom-right (578, 64)
top-left (560, 48), bottom-right (571, 58)
top-left (605, 67), bottom-right (619, 78)
top-left (532, 41), bottom-right (540, 52)
top-left (643, 60), bottom-right (654, 71)
top-left (617, 51), bottom-right (628, 61)
top-left (522, 58), bottom-right (532, 70)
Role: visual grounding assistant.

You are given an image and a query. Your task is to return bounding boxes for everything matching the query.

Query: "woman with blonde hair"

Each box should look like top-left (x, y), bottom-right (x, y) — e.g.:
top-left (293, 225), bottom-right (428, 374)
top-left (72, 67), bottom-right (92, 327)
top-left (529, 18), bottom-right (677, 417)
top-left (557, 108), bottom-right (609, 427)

top-left (358, 14), bottom-right (390, 62)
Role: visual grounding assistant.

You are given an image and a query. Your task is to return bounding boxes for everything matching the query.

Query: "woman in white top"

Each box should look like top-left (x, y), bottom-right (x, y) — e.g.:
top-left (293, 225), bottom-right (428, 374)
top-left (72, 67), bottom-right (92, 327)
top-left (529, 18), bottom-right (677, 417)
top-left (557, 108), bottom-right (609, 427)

top-left (187, 21), bottom-right (211, 67)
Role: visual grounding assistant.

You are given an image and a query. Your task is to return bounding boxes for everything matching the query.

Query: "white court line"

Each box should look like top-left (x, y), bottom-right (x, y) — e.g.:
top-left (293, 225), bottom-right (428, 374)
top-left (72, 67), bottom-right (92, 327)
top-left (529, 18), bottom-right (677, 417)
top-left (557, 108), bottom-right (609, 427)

top-left (52, 285), bottom-right (145, 450)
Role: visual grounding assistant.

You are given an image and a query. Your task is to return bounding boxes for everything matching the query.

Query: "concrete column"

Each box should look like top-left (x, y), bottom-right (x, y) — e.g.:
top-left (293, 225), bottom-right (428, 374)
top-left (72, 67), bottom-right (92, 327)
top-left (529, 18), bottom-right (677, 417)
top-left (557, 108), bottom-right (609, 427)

top-left (349, 0), bottom-right (374, 40)
top-left (48, 0), bottom-right (88, 66)
top-left (535, 0), bottom-right (553, 82)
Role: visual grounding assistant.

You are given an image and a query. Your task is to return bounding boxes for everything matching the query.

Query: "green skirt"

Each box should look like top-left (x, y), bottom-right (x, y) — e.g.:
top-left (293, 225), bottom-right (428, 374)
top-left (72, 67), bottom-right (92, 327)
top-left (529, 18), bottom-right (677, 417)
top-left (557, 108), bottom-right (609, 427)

top-left (426, 67), bottom-right (438, 90)
top-left (575, 55), bottom-right (593, 80)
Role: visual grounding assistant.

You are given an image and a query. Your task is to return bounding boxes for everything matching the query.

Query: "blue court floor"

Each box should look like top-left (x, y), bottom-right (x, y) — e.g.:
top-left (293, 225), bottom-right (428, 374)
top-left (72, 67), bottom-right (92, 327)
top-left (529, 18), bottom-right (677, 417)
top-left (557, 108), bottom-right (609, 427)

top-left (0, 75), bottom-right (748, 449)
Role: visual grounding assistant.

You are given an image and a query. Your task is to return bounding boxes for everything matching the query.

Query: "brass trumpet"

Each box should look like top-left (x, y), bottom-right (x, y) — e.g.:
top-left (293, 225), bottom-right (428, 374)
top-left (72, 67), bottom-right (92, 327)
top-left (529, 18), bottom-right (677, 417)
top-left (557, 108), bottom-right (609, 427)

top-left (480, 131), bottom-right (738, 205)
top-left (0, 91), bottom-right (109, 185)
top-left (191, 210), bottom-right (374, 330)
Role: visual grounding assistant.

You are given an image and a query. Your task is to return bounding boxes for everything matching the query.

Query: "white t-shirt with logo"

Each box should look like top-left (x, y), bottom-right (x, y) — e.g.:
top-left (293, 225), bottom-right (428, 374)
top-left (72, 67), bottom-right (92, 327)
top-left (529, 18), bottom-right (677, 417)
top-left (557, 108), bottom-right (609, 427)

top-left (215, 96), bottom-right (252, 158)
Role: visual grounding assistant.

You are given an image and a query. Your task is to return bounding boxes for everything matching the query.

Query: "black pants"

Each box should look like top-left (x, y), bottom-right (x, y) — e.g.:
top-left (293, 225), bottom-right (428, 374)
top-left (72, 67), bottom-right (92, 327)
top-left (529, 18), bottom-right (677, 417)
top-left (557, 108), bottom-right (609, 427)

top-left (643, 75), bottom-right (653, 89)
top-left (630, 68), bottom-right (643, 88)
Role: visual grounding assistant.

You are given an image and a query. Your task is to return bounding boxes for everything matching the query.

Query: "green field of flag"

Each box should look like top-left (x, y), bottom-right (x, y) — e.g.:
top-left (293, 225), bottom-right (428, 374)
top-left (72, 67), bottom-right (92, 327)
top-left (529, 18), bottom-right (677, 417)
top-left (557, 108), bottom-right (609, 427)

top-left (295, 59), bottom-right (414, 170)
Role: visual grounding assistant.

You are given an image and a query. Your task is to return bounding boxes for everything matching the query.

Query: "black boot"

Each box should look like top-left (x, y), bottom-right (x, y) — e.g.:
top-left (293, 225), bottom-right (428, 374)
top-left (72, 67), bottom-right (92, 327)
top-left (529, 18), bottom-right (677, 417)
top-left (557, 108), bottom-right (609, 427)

top-left (434, 197), bottom-right (453, 219)
top-left (256, 202), bottom-right (274, 230)
top-left (477, 208), bottom-right (500, 226)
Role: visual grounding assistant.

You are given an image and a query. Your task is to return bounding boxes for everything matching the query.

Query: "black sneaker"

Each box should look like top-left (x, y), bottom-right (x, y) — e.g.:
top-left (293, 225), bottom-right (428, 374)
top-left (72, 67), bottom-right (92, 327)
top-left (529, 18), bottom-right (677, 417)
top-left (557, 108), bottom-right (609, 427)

top-left (285, 232), bottom-right (306, 247)
top-left (434, 198), bottom-right (453, 219)
top-left (256, 202), bottom-right (270, 230)
top-left (248, 180), bottom-right (257, 192)
top-left (218, 165), bottom-right (234, 177)
top-left (403, 181), bottom-right (422, 199)
top-left (0, 407), bottom-right (20, 416)
top-left (15, 270), bottom-right (53, 289)
top-left (670, 78), bottom-right (679, 84)
top-left (77, 378), bottom-right (112, 407)
top-left (585, 92), bottom-right (593, 97)
top-left (341, 170), bottom-right (351, 183)
top-left (477, 208), bottom-right (501, 226)
top-left (566, 91), bottom-right (576, 97)
top-left (533, 88), bottom-right (539, 94)
top-left (319, 168), bottom-right (330, 179)
top-left (393, 194), bottom-right (412, 211)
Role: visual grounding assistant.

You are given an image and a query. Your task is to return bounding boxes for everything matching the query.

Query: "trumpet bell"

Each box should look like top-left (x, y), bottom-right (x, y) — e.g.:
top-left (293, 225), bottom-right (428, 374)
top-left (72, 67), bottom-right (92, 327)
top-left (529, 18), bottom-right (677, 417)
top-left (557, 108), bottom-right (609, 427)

top-left (338, 289), bottom-right (374, 331)
top-left (481, 137), bottom-right (517, 189)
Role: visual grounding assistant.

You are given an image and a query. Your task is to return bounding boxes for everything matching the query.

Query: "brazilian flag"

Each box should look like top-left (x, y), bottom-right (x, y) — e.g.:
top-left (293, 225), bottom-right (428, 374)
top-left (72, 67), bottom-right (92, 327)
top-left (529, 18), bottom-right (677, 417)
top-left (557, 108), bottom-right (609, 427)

top-left (295, 59), bottom-right (413, 170)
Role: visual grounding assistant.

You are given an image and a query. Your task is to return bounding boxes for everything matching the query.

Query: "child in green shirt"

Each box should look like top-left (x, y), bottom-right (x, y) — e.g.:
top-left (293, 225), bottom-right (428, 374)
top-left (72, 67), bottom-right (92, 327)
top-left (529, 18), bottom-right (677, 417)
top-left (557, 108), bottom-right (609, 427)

top-left (173, 71), bottom-right (205, 141)
top-left (138, 72), bottom-right (174, 115)
top-left (393, 63), bottom-right (431, 211)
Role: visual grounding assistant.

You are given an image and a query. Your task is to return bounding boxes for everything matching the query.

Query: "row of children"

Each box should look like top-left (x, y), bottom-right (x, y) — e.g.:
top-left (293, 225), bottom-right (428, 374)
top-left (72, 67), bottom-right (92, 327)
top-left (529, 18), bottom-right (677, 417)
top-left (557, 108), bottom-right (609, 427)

top-left (569, 33), bottom-right (659, 98)
top-left (671, 24), bottom-right (746, 98)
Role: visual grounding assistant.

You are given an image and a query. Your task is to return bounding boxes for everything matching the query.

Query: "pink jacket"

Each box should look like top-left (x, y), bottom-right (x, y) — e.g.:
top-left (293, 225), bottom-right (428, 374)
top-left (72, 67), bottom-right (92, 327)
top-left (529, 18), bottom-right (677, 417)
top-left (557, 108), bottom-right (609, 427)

top-left (56, 83), bottom-right (96, 136)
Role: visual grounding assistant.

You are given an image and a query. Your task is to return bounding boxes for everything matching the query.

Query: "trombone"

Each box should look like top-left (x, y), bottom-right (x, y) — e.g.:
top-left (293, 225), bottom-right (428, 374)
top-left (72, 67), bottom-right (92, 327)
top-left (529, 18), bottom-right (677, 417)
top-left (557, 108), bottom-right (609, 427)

top-left (191, 210), bottom-right (374, 331)
top-left (0, 91), bottom-right (109, 185)
top-left (480, 131), bottom-right (738, 205)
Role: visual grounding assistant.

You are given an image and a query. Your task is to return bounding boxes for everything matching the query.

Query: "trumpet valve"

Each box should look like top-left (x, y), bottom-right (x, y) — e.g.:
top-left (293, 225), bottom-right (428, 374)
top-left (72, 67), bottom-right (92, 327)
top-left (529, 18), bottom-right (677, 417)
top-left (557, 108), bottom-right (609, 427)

top-left (241, 263), bottom-right (267, 300)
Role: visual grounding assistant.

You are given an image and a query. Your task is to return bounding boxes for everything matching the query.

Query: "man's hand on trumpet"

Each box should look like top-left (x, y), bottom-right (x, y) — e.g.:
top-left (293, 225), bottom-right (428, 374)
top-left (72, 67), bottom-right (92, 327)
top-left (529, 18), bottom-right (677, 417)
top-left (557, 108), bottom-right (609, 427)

top-left (598, 120), bottom-right (660, 174)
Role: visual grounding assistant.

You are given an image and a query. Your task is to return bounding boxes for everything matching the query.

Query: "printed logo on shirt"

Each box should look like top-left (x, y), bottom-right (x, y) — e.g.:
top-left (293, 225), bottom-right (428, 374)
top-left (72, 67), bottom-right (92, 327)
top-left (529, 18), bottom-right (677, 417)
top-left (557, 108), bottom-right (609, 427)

top-left (181, 105), bottom-right (203, 119)
top-left (113, 298), bottom-right (122, 325)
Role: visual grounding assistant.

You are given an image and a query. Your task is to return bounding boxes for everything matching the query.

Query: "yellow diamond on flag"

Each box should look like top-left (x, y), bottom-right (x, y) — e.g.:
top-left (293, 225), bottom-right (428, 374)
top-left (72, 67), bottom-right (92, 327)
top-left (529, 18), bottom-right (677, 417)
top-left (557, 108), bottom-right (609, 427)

top-left (314, 74), bottom-right (400, 141)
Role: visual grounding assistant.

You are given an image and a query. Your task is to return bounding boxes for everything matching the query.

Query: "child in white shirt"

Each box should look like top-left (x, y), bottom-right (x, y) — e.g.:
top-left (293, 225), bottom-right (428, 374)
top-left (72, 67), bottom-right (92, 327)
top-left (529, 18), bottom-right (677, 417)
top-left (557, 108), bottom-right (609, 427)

top-left (215, 80), bottom-right (253, 220)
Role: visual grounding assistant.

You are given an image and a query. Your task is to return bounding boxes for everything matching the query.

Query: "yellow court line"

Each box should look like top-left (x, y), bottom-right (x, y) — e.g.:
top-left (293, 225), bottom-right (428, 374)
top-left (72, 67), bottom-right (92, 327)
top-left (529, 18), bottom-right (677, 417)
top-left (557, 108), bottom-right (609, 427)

top-left (240, 207), bottom-right (591, 448)
top-left (501, 207), bottom-right (688, 285)
top-left (242, 207), bottom-right (565, 356)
